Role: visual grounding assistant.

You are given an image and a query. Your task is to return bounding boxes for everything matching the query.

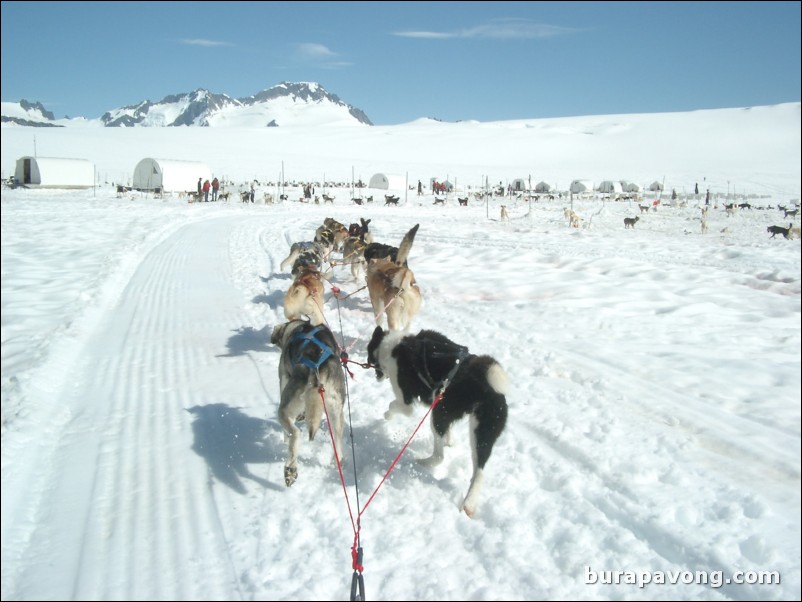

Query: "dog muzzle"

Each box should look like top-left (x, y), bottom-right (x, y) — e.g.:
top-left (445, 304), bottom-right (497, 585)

top-left (372, 364), bottom-right (385, 381)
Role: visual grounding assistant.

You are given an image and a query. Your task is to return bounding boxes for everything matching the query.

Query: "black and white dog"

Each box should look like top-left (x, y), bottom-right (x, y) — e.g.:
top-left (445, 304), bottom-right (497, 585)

top-left (366, 327), bottom-right (508, 517)
top-left (271, 320), bottom-right (345, 487)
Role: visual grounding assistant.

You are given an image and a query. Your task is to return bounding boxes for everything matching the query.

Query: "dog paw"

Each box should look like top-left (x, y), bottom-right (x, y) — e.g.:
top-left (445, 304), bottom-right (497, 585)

top-left (284, 466), bottom-right (297, 487)
top-left (417, 455), bottom-right (443, 468)
top-left (462, 504), bottom-right (475, 519)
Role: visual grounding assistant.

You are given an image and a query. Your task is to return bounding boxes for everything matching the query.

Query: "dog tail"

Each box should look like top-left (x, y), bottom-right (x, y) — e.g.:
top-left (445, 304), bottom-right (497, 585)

top-left (395, 223), bottom-right (419, 266)
top-left (486, 361), bottom-right (509, 396)
top-left (392, 266), bottom-right (417, 292)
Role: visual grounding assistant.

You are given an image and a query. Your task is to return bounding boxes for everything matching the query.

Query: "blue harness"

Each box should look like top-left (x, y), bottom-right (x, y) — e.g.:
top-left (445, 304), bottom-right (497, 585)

top-left (290, 325), bottom-right (335, 372)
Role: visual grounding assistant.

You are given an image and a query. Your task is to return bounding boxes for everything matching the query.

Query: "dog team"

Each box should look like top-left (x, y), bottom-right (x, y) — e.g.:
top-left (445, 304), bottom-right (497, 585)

top-left (272, 216), bottom-right (508, 517)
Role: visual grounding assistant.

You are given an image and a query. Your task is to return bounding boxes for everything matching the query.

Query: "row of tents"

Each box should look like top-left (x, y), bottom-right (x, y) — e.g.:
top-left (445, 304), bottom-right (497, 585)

top-left (512, 178), bottom-right (663, 194)
top-left (12, 156), bottom-right (213, 191)
top-left (12, 156), bottom-right (665, 195)
top-left (12, 156), bottom-right (403, 192)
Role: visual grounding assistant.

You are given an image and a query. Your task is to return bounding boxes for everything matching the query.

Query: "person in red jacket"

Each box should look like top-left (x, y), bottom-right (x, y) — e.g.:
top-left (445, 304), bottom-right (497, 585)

top-left (211, 177), bottom-right (220, 201)
top-left (202, 179), bottom-right (211, 202)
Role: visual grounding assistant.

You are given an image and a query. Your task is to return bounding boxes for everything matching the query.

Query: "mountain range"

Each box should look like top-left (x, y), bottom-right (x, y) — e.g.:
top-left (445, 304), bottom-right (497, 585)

top-left (0, 82), bottom-right (372, 128)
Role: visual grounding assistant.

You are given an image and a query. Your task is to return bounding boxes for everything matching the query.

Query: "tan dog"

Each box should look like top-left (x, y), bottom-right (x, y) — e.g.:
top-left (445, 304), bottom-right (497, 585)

top-left (339, 236), bottom-right (368, 281)
top-left (366, 223), bottom-right (421, 330)
top-left (283, 268), bottom-right (326, 325)
top-left (500, 205), bottom-right (510, 222)
top-left (367, 259), bottom-right (422, 331)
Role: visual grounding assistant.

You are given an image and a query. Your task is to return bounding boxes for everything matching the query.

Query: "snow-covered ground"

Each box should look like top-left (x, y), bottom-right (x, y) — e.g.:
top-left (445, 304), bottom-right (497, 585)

top-left (2, 103), bottom-right (800, 600)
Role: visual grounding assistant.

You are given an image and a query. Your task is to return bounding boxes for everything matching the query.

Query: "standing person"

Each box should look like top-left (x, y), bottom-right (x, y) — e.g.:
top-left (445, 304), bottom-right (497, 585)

top-left (211, 177), bottom-right (220, 202)
top-left (695, 182), bottom-right (699, 196)
top-left (417, 180), bottom-right (423, 196)
top-left (250, 180), bottom-right (256, 203)
top-left (203, 179), bottom-right (211, 202)
top-left (705, 188), bottom-right (710, 207)
top-left (197, 177), bottom-right (202, 196)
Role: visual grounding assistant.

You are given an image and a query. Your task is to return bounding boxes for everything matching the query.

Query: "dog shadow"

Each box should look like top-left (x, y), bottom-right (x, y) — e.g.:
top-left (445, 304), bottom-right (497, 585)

top-left (331, 421), bottom-right (446, 495)
top-left (252, 289), bottom-right (285, 309)
top-left (219, 325), bottom-right (275, 357)
top-left (187, 403), bottom-right (284, 494)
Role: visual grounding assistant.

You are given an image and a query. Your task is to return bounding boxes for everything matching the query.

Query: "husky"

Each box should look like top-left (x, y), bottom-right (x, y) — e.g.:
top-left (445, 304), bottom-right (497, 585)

top-left (271, 320), bottom-right (346, 487)
top-left (363, 223), bottom-right (419, 266)
top-left (365, 224), bottom-right (421, 330)
top-left (367, 327), bottom-right (508, 517)
top-left (280, 240), bottom-right (333, 273)
top-left (283, 268), bottom-right (326, 325)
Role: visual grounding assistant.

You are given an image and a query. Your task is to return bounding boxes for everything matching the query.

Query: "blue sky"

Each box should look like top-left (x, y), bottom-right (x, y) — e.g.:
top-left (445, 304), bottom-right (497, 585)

top-left (2, 1), bottom-right (800, 125)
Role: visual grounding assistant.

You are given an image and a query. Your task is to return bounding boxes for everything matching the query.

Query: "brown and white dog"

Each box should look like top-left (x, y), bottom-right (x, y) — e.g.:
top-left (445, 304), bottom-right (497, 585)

top-left (366, 224), bottom-right (421, 331)
top-left (500, 205), bottom-right (510, 222)
top-left (283, 267), bottom-right (326, 325)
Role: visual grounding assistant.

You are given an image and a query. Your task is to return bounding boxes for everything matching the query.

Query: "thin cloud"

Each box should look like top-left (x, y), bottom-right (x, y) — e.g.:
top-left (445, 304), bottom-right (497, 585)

top-left (395, 18), bottom-right (577, 40)
top-left (297, 43), bottom-right (337, 59)
top-left (180, 38), bottom-right (233, 47)
top-left (295, 43), bottom-right (351, 69)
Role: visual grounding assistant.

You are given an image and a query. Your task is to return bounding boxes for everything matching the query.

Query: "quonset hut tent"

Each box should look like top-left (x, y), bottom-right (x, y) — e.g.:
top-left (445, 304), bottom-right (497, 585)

top-left (14, 156), bottom-right (94, 189)
top-left (535, 181), bottom-right (553, 193)
top-left (569, 179), bottom-right (594, 194)
top-left (368, 173), bottom-right (406, 191)
top-left (132, 158), bottom-right (212, 193)
top-left (511, 178), bottom-right (528, 192)
top-left (597, 180), bottom-right (623, 194)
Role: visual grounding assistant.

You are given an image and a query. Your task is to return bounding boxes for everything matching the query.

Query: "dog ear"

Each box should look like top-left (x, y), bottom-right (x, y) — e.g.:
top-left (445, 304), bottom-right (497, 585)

top-left (271, 323), bottom-right (286, 346)
top-left (372, 325), bottom-right (385, 339)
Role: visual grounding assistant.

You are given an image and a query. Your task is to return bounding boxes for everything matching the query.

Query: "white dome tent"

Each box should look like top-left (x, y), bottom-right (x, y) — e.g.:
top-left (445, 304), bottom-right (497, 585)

top-left (597, 180), bottom-right (623, 194)
top-left (368, 172), bottom-right (406, 191)
top-left (569, 179), bottom-right (594, 194)
top-left (132, 158), bottom-right (212, 193)
top-left (14, 156), bottom-right (94, 189)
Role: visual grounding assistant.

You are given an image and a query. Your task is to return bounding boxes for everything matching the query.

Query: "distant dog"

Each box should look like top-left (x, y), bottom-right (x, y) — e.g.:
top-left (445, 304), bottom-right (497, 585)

top-left (384, 195), bottom-right (400, 206)
top-left (340, 236), bottom-right (368, 281)
top-left (271, 320), bottom-right (345, 487)
top-left (318, 218), bottom-right (349, 251)
top-left (500, 205), bottom-right (510, 222)
top-left (458, 197), bottom-right (469, 207)
top-left (624, 216), bottom-right (639, 229)
top-left (767, 223), bottom-right (793, 239)
top-left (564, 208), bottom-right (582, 228)
top-left (433, 197), bottom-right (446, 206)
top-left (283, 268), bottom-right (326, 325)
top-left (790, 226), bottom-right (802, 240)
top-left (347, 217), bottom-right (373, 244)
top-left (366, 327), bottom-right (509, 517)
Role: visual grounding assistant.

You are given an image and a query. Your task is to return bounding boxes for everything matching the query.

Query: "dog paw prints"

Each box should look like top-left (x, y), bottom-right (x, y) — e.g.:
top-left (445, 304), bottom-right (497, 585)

top-left (739, 534), bottom-right (776, 564)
